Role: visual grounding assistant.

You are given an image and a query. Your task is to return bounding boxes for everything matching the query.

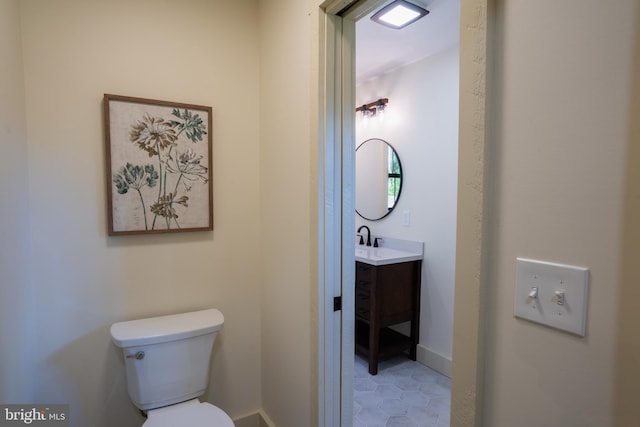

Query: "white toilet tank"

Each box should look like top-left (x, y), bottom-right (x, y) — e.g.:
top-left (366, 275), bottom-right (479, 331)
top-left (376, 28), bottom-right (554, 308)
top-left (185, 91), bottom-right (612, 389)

top-left (110, 308), bottom-right (224, 410)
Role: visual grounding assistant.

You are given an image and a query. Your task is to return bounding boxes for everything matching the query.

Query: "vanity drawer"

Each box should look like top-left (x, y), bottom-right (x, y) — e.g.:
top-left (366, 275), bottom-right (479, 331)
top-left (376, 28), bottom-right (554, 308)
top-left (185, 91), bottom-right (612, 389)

top-left (356, 278), bottom-right (371, 291)
top-left (355, 289), bottom-right (371, 320)
top-left (356, 262), bottom-right (373, 289)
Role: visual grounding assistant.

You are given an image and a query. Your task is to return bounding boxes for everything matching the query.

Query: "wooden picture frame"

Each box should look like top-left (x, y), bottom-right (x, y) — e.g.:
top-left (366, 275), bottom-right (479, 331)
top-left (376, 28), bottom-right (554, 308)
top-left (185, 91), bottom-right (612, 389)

top-left (104, 94), bottom-right (213, 235)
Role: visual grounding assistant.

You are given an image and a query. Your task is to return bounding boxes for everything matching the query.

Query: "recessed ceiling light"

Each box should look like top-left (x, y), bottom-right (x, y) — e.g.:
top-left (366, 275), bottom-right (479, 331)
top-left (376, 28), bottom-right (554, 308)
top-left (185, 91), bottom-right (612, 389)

top-left (371, 0), bottom-right (429, 29)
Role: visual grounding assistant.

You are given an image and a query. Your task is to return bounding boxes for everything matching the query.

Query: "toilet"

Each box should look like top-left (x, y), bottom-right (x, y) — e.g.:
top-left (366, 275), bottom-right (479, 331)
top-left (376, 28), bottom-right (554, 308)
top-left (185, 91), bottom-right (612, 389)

top-left (110, 308), bottom-right (234, 426)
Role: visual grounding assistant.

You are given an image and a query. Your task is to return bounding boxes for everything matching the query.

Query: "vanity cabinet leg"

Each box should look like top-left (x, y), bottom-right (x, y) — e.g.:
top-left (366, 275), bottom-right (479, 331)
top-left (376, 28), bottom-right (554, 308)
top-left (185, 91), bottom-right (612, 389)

top-left (369, 324), bottom-right (379, 375)
top-left (409, 319), bottom-right (418, 361)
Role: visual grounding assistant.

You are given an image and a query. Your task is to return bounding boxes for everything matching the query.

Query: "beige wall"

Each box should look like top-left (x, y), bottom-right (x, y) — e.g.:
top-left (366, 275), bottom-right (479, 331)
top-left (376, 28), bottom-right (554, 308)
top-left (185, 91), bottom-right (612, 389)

top-left (258, 0), bottom-right (315, 425)
top-left (14, 0), bottom-right (262, 425)
top-left (484, 0), bottom-right (640, 426)
top-left (616, 2), bottom-right (640, 421)
top-left (0, 0), bottom-right (34, 402)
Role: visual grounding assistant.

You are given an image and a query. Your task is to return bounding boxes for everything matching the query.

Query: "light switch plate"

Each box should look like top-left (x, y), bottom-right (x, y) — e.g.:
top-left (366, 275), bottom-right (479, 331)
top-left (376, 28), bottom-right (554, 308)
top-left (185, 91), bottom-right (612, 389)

top-left (514, 258), bottom-right (589, 336)
top-left (402, 210), bottom-right (410, 227)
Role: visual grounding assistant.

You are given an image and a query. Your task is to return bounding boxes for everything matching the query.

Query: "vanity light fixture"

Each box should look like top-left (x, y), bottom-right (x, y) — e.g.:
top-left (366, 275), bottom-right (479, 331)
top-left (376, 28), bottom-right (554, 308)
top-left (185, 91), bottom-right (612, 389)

top-left (376, 99), bottom-right (387, 120)
top-left (356, 98), bottom-right (389, 119)
top-left (371, 0), bottom-right (429, 30)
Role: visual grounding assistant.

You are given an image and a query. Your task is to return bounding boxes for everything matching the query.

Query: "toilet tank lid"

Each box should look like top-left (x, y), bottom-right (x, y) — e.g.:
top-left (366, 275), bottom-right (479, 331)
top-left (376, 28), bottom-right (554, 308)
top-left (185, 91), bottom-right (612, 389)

top-left (110, 308), bottom-right (224, 347)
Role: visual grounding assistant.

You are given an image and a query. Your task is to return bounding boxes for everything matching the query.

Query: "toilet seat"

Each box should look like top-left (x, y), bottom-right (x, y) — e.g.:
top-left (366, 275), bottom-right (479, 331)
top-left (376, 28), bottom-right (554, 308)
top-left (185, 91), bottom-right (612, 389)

top-left (143, 399), bottom-right (234, 427)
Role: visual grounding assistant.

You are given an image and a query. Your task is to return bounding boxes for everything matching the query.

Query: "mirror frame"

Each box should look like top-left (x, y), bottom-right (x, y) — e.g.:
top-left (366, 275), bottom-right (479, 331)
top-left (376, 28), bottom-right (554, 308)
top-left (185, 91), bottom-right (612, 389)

top-left (355, 138), bottom-right (403, 221)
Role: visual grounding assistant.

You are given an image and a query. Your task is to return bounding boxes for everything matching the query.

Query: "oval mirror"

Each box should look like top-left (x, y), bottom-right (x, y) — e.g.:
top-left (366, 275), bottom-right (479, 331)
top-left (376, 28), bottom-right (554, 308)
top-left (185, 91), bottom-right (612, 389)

top-left (356, 138), bottom-right (403, 221)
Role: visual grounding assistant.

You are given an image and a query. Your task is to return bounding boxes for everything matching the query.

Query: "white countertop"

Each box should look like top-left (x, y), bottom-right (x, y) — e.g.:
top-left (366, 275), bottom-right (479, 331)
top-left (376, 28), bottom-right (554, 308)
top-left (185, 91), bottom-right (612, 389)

top-left (354, 237), bottom-right (423, 266)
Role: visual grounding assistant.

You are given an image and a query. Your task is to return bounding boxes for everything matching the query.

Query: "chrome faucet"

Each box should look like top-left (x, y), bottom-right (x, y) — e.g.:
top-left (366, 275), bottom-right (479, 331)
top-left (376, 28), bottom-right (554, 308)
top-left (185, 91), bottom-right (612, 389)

top-left (357, 225), bottom-right (372, 247)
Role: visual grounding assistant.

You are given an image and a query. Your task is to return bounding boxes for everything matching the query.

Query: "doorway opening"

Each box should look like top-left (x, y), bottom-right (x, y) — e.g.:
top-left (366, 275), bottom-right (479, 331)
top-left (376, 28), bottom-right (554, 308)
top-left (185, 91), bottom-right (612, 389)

top-left (317, 1), bottom-right (490, 426)
top-left (352, 1), bottom-right (459, 425)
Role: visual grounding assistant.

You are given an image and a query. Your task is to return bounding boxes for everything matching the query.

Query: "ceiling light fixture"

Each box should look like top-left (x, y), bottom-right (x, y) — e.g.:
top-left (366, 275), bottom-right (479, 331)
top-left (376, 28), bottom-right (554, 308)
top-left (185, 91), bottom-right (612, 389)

top-left (371, 0), bottom-right (429, 29)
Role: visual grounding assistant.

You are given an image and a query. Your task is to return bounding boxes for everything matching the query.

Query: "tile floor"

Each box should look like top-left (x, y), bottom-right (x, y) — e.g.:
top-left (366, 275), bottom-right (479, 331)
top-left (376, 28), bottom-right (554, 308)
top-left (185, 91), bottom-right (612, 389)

top-left (353, 355), bottom-right (451, 427)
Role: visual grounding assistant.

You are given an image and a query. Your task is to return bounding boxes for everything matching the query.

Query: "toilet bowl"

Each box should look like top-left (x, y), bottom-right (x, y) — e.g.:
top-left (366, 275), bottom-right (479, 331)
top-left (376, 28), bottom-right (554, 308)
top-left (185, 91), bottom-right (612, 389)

top-left (110, 308), bottom-right (234, 426)
top-left (143, 399), bottom-right (233, 427)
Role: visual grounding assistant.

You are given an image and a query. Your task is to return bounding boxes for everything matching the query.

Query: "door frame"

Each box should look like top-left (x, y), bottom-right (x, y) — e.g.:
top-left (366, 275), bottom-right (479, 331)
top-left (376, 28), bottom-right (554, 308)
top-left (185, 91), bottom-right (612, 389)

top-left (315, 9), bottom-right (355, 427)
top-left (316, 1), bottom-right (492, 426)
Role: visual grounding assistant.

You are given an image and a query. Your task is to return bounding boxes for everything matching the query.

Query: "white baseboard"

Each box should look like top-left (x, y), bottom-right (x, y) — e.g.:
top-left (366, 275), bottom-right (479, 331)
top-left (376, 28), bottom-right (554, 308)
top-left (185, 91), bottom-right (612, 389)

top-left (258, 410), bottom-right (276, 427)
top-left (232, 412), bottom-right (260, 427)
top-left (233, 410), bottom-right (275, 427)
top-left (416, 344), bottom-right (451, 378)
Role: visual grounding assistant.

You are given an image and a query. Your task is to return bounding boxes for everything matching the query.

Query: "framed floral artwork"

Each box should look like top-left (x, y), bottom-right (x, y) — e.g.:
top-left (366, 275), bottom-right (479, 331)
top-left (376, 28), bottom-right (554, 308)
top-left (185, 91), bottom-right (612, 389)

top-left (104, 94), bottom-right (213, 235)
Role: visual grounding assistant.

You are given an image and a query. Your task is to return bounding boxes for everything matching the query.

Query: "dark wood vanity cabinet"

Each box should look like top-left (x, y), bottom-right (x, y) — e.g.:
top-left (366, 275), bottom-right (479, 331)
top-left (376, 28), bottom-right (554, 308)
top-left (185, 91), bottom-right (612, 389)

top-left (355, 260), bottom-right (422, 375)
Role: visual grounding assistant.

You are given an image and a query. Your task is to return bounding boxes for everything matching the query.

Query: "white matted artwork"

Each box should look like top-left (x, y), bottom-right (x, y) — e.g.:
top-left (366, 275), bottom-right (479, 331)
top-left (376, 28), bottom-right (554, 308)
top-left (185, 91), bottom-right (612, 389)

top-left (104, 94), bottom-right (213, 235)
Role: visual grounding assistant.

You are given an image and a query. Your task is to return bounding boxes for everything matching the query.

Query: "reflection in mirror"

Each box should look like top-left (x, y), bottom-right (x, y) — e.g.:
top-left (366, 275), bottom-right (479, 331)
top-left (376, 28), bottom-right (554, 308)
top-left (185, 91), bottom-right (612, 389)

top-left (356, 138), bottom-right (403, 220)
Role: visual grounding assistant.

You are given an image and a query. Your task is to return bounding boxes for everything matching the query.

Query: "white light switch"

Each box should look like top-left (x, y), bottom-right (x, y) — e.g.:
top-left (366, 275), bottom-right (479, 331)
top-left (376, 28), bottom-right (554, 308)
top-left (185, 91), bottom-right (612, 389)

top-left (514, 258), bottom-right (589, 336)
top-left (402, 210), bottom-right (410, 227)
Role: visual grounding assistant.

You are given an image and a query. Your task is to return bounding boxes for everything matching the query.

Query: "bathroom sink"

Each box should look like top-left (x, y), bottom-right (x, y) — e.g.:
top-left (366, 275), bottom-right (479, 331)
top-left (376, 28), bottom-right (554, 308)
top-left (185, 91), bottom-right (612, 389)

top-left (355, 240), bottom-right (423, 266)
